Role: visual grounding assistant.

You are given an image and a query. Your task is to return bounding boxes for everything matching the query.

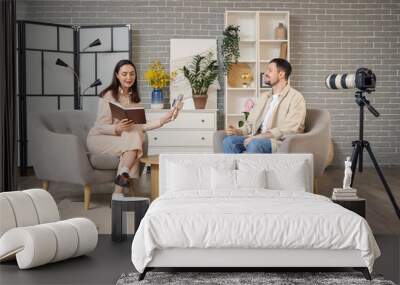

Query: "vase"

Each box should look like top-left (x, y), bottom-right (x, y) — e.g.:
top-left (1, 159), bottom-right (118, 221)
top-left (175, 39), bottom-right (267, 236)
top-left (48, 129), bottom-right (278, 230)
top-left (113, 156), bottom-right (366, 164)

top-left (151, 89), bottom-right (164, 109)
top-left (192, 94), bottom-right (208, 109)
top-left (279, 42), bottom-right (288, 59)
top-left (274, 23), bottom-right (287, 40)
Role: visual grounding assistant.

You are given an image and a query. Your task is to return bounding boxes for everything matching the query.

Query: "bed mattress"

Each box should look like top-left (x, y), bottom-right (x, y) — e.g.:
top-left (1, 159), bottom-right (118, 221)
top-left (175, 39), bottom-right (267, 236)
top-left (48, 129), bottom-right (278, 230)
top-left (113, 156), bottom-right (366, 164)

top-left (131, 190), bottom-right (380, 273)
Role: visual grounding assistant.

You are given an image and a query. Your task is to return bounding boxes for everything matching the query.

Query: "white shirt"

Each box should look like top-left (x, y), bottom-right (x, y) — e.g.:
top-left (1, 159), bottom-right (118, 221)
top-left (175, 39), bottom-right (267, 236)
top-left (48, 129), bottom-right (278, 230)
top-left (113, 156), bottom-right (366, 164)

top-left (261, 94), bottom-right (279, 133)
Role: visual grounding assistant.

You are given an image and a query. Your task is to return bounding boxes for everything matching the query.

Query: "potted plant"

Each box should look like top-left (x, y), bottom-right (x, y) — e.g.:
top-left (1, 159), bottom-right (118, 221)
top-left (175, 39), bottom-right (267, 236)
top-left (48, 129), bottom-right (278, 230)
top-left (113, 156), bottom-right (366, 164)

top-left (182, 52), bottom-right (218, 109)
top-left (220, 25), bottom-right (240, 74)
top-left (144, 60), bottom-right (170, 109)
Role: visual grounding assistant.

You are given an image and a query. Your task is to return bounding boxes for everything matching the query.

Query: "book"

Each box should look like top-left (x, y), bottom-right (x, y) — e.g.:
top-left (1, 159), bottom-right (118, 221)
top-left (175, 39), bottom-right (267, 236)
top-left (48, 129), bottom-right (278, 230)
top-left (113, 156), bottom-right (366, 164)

top-left (332, 195), bottom-right (359, 200)
top-left (333, 188), bottom-right (357, 193)
top-left (332, 187), bottom-right (358, 200)
top-left (333, 193), bottom-right (358, 197)
top-left (109, 102), bottom-right (146, 124)
top-left (332, 195), bottom-right (358, 200)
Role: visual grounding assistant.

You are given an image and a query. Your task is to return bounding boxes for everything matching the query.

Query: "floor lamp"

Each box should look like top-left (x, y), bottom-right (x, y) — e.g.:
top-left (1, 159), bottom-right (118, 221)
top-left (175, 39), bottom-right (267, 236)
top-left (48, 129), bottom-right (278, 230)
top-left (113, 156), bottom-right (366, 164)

top-left (55, 38), bottom-right (102, 109)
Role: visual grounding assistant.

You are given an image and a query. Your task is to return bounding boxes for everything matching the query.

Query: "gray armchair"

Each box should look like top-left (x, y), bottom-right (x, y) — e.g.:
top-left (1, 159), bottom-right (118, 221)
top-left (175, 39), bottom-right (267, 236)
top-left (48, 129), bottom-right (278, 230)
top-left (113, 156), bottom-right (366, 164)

top-left (30, 110), bottom-right (147, 210)
top-left (214, 109), bottom-right (331, 189)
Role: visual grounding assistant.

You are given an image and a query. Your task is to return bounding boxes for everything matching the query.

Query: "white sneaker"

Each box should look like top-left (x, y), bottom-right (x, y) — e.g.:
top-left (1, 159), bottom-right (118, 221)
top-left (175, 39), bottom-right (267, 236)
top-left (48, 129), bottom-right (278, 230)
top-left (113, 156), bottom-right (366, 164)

top-left (112, 192), bottom-right (125, 200)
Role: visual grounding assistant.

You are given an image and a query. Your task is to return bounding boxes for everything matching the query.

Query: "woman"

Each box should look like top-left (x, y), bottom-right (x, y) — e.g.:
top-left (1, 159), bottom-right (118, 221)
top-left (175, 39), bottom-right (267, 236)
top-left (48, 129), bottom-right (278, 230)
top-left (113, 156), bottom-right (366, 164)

top-left (87, 59), bottom-right (181, 196)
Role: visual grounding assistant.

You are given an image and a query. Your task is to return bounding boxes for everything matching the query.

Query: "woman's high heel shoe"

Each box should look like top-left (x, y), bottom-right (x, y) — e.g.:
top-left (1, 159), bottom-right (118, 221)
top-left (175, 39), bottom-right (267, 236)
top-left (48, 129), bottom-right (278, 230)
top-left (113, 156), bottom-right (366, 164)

top-left (114, 172), bottom-right (130, 187)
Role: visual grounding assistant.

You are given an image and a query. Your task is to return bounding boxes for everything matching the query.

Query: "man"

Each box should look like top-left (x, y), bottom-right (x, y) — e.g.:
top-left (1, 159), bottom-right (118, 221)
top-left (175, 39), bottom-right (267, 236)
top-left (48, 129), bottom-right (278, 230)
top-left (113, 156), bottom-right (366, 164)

top-left (223, 58), bottom-right (306, 153)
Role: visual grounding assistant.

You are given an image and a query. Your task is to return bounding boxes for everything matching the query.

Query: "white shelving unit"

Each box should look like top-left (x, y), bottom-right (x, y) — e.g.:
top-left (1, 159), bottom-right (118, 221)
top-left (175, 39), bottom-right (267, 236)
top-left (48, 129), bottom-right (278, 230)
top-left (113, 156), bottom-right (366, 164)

top-left (224, 11), bottom-right (290, 128)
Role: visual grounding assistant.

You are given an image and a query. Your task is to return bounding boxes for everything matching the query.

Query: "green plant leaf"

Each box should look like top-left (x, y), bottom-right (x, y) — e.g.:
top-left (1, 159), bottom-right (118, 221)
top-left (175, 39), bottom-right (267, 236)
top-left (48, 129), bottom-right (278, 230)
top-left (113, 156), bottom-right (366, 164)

top-left (182, 52), bottom-right (218, 95)
top-left (220, 25), bottom-right (240, 74)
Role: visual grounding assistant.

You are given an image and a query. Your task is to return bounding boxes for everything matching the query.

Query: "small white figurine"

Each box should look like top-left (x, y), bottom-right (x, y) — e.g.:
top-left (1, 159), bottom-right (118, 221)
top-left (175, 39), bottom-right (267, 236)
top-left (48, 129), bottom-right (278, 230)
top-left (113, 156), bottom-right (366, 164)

top-left (343, 156), bottom-right (353, 190)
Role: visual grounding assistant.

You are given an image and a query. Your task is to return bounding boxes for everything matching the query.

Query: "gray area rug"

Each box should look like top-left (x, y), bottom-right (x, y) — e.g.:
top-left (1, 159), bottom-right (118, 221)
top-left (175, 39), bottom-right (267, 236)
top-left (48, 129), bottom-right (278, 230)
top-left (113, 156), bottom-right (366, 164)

top-left (116, 271), bottom-right (396, 285)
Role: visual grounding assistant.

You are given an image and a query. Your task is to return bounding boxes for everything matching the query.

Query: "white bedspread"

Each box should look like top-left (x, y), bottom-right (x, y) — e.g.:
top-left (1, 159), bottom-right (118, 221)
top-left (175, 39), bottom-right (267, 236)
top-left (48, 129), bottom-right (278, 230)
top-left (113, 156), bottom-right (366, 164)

top-left (131, 190), bottom-right (380, 273)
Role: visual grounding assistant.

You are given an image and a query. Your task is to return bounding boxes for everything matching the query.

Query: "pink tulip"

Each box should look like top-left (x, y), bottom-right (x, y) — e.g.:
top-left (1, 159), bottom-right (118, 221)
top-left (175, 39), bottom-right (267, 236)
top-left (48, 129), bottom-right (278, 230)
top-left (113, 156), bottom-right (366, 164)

top-left (244, 98), bottom-right (255, 112)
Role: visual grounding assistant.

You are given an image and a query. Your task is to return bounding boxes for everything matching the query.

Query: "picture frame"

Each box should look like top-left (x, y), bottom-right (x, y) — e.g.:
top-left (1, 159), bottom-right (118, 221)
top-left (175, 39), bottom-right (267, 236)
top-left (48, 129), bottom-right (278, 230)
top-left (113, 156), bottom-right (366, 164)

top-left (260, 72), bottom-right (271, 88)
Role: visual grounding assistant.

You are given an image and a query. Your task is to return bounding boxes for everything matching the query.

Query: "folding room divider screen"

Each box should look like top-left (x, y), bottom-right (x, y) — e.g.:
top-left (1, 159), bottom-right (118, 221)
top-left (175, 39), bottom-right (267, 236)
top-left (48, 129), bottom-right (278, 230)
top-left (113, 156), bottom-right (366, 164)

top-left (17, 21), bottom-right (132, 175)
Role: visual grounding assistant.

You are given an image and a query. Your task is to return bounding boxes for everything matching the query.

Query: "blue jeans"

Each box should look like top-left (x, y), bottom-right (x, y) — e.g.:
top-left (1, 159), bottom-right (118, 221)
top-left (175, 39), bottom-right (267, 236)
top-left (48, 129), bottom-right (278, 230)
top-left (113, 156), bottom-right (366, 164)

top-left (223, 135), bottom-right (272, 154)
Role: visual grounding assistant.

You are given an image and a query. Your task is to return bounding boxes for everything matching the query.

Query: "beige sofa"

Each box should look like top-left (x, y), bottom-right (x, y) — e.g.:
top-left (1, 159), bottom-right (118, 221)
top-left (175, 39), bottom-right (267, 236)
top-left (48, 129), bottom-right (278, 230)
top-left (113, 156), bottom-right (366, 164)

top-left (213, 109), bottom-right (331, 190)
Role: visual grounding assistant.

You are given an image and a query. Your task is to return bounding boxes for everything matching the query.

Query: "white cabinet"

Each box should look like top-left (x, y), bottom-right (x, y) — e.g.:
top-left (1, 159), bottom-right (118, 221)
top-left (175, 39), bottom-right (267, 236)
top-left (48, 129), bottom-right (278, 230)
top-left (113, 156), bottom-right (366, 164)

top-left (145, 109), bottom-right (217, 155)
top-left (224, 11), bottom-right (290, 128)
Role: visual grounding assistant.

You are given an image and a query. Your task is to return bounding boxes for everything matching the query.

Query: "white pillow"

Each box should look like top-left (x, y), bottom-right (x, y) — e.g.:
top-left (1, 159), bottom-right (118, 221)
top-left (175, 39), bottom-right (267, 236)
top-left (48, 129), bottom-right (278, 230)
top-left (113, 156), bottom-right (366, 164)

top-left (211, 169), bottom-right (267, 190)
top-left (238, 158), bottom-right (309, 191)
top-left (237, 169), bottom-right (267, 189)
top-left (211, 168), bottom-right (236, 190)
top-left (266, 161), bottom-right (308, 191)
top-left (167, 160), bottom-right (236, 192)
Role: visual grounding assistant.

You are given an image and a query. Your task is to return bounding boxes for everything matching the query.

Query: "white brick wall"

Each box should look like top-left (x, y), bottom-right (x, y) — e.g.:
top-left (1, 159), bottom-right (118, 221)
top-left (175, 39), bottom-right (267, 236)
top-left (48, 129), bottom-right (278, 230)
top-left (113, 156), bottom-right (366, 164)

top-left (17, 0), bottom-right (400, 166)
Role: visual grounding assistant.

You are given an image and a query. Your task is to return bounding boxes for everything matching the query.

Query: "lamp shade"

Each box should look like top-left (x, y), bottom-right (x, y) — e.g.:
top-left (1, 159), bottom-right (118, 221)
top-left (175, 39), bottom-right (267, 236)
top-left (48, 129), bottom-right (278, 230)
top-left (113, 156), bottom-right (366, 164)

top-left (88, 38), bottom-right (101, 48)
top-left (89, 79), bottom-right (102, 88)
top-left (55, 58), bottom-right (69, 68)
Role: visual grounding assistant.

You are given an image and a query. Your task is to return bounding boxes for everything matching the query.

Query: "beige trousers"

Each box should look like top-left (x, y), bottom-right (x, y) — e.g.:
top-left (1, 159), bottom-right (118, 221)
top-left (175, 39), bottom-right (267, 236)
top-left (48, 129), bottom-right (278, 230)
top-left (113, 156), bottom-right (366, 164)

top-left (87, 128), bottom-right (144, 178)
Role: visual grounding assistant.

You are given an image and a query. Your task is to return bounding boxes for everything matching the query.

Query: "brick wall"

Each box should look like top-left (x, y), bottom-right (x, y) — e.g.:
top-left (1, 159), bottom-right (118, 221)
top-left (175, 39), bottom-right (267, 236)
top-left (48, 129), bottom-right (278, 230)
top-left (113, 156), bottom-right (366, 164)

top-left (17, 0), bottom-right (400, 166)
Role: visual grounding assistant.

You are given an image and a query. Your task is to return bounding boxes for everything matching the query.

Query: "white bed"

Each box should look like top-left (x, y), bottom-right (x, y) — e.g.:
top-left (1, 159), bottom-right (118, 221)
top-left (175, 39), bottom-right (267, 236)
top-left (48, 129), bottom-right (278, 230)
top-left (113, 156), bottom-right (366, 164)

top-left (131, 154), bottom-right (380, 280)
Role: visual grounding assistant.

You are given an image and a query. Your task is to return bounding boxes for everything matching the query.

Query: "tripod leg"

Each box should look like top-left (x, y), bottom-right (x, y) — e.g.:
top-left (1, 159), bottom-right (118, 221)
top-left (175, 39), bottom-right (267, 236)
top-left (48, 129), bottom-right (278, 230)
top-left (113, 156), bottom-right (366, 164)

top-left (350, 142), bottom-right (361, 187)
top-left (358, 143), bottom-right (363, 173)
top-left (365, 142), bottom-right (400, 220)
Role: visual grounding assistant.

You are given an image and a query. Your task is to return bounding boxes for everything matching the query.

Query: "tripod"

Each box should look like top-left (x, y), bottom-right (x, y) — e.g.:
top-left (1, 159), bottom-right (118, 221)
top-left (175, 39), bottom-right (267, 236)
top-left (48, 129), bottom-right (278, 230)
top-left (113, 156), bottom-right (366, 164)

top-left (350, 90), bottom-right (400, 219)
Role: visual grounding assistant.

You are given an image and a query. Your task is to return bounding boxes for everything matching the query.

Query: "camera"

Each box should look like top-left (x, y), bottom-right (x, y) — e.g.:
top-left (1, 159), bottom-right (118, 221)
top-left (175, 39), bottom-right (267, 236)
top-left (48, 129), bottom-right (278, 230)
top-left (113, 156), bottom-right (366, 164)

top-left (325, 68), bottom-right (376, 92)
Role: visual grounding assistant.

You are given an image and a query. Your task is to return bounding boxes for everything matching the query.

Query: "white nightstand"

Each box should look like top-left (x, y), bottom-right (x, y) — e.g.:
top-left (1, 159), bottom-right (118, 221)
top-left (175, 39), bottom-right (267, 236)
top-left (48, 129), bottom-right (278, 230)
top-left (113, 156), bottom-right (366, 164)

top-left (145, 109), bottom-right (217, 155)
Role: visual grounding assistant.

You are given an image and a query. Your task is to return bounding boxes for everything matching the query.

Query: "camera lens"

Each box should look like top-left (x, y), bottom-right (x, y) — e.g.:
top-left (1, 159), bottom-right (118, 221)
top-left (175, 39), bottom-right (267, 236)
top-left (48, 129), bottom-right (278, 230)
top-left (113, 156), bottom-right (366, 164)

top-left (325, 73), bottom-right (356, 89)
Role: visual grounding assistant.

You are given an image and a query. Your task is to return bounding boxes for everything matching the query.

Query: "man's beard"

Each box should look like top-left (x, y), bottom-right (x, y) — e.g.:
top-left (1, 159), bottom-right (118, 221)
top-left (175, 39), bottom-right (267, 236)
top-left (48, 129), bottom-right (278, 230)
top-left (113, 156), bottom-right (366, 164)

top-left (265, 77), bottom-right (278, 86)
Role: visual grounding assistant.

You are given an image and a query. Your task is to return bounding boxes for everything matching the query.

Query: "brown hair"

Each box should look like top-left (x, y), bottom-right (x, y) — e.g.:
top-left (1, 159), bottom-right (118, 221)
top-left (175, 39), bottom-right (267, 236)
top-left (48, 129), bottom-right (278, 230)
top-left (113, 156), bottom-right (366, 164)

top-left (269, 58), bottom-right (292, 80)
top-left (99, 59), bottom-right (140, 103)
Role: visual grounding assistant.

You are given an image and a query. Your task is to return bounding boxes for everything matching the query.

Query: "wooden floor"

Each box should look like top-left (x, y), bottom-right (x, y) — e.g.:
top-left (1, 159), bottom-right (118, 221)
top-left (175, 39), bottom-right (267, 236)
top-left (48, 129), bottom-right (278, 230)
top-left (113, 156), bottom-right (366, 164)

top-left (16, 166), bottom-right (400, 235)
top-left (318, 167), bottom-right (400, 235)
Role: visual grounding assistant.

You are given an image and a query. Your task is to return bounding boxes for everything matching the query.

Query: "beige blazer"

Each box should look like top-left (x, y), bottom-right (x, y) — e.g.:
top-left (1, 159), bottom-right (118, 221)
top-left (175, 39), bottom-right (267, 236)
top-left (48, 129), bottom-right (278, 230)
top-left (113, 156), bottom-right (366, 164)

top-left (239, 84), bottom-right (306, 152)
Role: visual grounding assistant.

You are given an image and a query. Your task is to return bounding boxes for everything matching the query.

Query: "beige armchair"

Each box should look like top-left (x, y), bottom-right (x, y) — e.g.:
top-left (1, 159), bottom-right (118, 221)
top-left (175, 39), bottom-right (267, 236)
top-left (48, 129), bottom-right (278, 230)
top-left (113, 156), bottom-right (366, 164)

top-left (214, 109), bottom-right (331, 190)
top-left (30, 110), bottom-right (147, 210)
